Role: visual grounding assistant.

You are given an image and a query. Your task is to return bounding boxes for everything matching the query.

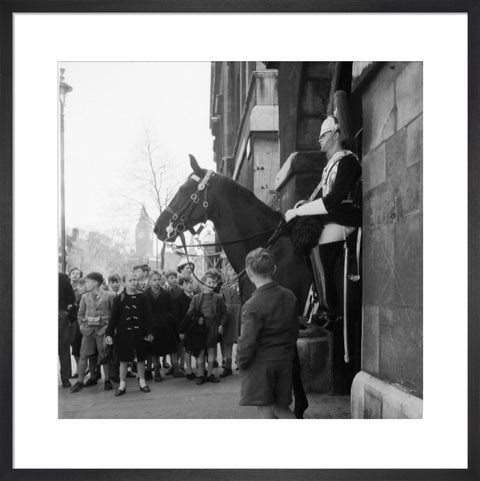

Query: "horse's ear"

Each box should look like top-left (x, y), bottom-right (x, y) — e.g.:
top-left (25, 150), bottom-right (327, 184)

top-left (189, 154), bottom-right (204, 175)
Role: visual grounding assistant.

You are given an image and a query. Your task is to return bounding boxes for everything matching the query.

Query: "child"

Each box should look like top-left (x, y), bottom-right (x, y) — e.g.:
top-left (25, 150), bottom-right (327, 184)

top-left (133, 264), bottom-right (150, 292)
top-left (144, 270), bottom-right (183, 380)
top-left (220, 263), bottom-right (242, 377)
top-left (108, 274), bottom-right (122, 294)
top-left (69, 274), bottom-right (86, 377)
top-left (164, 269), bottom-right (184, 371)
top-left (177, 261), bottom-right (200, 294)
top-left (177, 277), bottom-right (196, 379)
top-left (105, 272), bottom-right (154, 396)
top-left (237, 248), bottom-right (299, 419)
top-left (70, 272), bottom-right (115, 393)
top-left (183, 272), bottom-right (228, 385)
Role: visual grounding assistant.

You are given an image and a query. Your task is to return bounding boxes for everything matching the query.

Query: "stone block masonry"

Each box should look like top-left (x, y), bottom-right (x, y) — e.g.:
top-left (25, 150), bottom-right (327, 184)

top-left (351, 61), bottom-right (423, 418)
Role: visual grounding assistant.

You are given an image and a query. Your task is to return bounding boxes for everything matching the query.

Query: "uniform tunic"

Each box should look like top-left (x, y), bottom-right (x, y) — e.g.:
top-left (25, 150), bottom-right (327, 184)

top-left (106, 292), bottom-right (153, 362)
top-left (310, 151), bottom-right (362, 314)
top-left (313, 151), bottom-right (361, 227)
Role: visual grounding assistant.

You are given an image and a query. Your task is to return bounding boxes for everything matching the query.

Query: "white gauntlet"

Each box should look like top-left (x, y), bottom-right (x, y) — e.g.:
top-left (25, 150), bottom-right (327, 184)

top-left (295, 198), bottom-right (328, 216)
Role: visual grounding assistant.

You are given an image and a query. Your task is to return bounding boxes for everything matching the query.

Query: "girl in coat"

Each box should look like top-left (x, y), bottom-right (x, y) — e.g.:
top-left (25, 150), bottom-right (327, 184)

top-left (105, 272), bottom-right (154, 396)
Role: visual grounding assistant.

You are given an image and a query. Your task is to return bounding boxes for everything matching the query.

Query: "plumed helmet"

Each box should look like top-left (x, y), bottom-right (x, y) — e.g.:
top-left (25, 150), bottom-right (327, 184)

top-left (319, 115), bottom-right (340, 138)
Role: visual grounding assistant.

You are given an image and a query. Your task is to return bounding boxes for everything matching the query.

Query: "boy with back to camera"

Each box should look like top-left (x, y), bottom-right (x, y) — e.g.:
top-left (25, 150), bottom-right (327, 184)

top-left (237, 248), bottom-right (299, 419)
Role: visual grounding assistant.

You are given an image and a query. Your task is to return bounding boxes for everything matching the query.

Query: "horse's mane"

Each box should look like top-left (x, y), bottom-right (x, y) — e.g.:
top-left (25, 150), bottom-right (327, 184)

top-left (214, 172), bottom-right (283, 223)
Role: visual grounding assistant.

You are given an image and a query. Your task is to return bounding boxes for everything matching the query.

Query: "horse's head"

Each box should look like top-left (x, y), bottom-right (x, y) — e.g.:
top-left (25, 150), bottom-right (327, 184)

top-left (154, 154), bottom-right (214, 242)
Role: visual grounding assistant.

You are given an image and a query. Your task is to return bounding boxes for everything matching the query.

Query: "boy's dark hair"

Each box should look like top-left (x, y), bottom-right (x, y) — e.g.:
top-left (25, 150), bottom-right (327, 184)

top-left (201, 272), bottom-right (218, 283)
top-left (108, 274), bottom-right (121, 283)
top-left (165, 270), bottom-right (177, 278)
top-left (133, 264), bottom-right (150, 273)
top-left (178, 276), bottom-right (192, 286)
top-left (205, 268), bottom-right (222, 282)
top-left (85, 271), bottom-right (104, 286)
top-left (245, 248), bottom-right (276, 275)
top-left (149, 270), bottom-right (163, 280)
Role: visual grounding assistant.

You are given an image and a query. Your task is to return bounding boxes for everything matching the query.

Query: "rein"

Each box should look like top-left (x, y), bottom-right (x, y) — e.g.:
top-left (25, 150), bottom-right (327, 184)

top-left (164, 168), bottom-right (287, 289)
top-left (168, 225), bottom-right (282, 250)
top-left (178, 220), bottom-right (287, 289)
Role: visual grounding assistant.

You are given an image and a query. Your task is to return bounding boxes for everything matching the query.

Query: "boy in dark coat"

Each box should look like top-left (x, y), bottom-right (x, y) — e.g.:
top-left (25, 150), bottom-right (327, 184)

top-left (145, 270), bottom-right (183, 380)
top-left (237, 248), bottom-right (299, 419)
top-left (58, 272), bottom-right (75, 387)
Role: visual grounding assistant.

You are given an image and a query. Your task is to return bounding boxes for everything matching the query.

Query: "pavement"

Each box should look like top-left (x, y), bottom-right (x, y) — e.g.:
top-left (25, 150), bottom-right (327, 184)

top-left (59, 365), bottom-right (350, 419)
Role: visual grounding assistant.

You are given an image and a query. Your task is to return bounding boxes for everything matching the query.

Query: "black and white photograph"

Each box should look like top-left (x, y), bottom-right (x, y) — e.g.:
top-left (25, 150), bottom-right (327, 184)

top-left (5, 8), bottom-right (476, 477)
top-left (57, 61), bottom-right (423, 420)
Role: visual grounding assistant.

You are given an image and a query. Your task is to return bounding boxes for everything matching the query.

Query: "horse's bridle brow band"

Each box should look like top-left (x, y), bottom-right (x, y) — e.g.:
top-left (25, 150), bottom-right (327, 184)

top-left (165, 170), bottom-right (214, 239)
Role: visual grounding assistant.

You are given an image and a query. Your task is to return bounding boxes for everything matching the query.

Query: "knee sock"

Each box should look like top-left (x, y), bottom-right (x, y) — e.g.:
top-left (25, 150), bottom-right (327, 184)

top-left (207, 360), bottom-right (214, 376)
top-left (139, 378), bottom-right (147, 388)
top-left (119, 380), bottom-right (126, 390)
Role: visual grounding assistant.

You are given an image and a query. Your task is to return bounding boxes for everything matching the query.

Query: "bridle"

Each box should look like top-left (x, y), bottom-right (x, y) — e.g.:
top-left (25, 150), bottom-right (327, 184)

top-left (163, 168), bottom-right (286, 289)
top-left (165, 170), bottom-right (215, 240)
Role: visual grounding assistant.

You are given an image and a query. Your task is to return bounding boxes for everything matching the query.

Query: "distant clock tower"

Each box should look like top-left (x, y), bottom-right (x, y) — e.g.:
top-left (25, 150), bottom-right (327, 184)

top-left (135, 206), bottom-right (153, 259)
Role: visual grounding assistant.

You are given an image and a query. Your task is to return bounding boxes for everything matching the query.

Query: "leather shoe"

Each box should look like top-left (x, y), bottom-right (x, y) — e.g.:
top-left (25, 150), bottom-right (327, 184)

top-left (139, 384), bottom-right (151, 393)
top-left (114, 388), bottom-right (126, 397)
top-left (195, 376), bottom-right (206, 385)
top-left (220, 368), bottom-right (232, 378)
top-left (154, 373), bottom-right (163, 382)
top-left (186, 373), bottom-right (197, 380)
top-left (61, 379), bottom-right (72, 388)
top-left (104, 380), bottom-right (113, 391)
top-left (84, 378), bottom-right (98, 387)
top-left (70, 382), bottom-right (83, 393)
top-left (206, 374), bottom-right (220, 383)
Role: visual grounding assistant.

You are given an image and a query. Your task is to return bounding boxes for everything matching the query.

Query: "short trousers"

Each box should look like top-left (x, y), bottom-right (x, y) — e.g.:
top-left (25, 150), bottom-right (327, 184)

top-left (239, 359), bottom-right (293, 407)
top-left (80, 332), bottom-right (105, 358)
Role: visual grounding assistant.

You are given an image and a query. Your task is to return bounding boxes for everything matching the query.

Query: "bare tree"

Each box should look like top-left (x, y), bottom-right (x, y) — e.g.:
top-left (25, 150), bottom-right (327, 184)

top-left (67, 229), bottom-right (130, 275)
top-left (125, 129), bottom-right (178, 269)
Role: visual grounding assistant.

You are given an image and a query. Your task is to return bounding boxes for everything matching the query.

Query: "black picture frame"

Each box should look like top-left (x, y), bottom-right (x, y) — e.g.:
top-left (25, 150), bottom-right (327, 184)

top-left (1, 1), bottom-right (478, 480)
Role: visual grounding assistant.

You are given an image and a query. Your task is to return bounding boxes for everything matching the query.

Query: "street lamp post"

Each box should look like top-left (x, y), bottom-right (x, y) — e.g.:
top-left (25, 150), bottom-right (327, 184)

top-left (59, 68), bottom-right (72, 273)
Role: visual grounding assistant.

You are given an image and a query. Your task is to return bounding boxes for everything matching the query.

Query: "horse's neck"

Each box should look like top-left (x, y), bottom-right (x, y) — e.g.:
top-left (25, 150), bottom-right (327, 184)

top-left (208, 182), bottom-right (278, 273)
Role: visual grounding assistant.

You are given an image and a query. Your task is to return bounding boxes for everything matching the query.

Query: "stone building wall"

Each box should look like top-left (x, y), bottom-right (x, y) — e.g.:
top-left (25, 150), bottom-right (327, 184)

top-left (351, 61), bottom-right (423, 417)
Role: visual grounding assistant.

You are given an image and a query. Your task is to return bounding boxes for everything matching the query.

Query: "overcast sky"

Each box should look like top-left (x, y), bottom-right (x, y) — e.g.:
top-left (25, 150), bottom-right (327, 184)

top-left (60, 62), bottom-right (214, 247)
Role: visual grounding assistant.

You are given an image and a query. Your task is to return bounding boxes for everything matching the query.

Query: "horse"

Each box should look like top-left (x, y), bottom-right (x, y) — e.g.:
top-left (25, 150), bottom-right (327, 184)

top-left (154, 155), bottom-right (312, 417)
top-left (154, 155), bottom-right (313, 307)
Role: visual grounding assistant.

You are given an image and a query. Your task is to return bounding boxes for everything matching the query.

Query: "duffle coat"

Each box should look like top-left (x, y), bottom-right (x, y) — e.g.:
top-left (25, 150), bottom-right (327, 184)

top-left (106, 291), bottom-right (153, 362)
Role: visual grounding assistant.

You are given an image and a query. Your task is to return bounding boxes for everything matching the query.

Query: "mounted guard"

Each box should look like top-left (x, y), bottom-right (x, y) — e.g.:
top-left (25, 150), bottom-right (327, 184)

top-left (285, 114), bottom-right (362, 366)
